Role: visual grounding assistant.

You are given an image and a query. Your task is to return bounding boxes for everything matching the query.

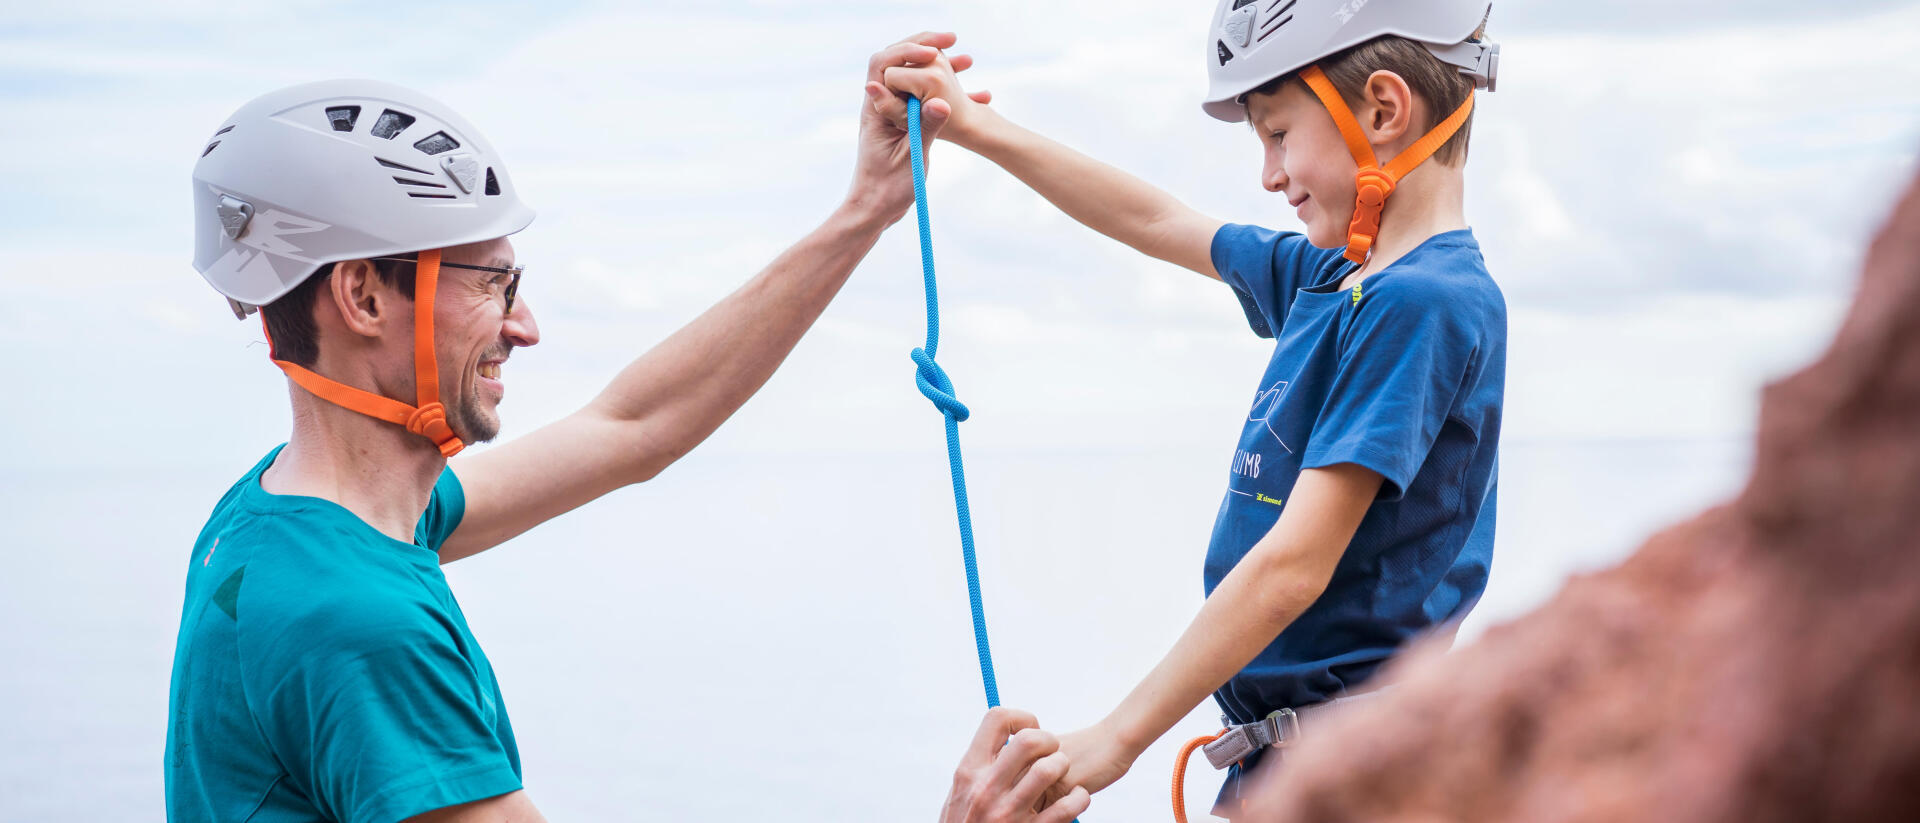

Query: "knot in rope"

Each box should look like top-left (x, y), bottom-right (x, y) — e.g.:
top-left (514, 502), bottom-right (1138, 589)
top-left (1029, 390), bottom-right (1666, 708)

top-left (912, 347), bottom-right (971, 421)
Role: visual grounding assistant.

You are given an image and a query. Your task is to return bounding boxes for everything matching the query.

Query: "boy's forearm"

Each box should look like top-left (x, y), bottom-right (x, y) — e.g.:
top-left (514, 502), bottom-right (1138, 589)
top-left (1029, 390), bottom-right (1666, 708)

top-left (1104, 549), bottom-right (1328, 753)
top-left (1103, 464), bottom-right (1383, 755)
top-left (956, 109), bottom-right (1224, 278)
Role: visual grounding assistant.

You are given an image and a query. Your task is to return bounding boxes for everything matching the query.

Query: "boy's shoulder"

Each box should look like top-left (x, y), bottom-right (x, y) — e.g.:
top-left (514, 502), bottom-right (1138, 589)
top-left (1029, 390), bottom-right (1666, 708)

top-left (1366, 231), bottom-right (1503, 312)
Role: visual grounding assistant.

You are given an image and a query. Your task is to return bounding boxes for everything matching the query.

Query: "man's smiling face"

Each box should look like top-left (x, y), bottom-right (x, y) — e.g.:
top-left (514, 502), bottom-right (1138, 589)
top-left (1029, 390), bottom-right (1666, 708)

top-left (433, 236), bottom-right (539, 444)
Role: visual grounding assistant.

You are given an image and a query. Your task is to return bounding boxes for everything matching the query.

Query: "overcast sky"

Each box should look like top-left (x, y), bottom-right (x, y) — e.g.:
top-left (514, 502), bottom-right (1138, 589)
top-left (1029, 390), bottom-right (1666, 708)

top-left (5, 1), bottom-right (1918, 472)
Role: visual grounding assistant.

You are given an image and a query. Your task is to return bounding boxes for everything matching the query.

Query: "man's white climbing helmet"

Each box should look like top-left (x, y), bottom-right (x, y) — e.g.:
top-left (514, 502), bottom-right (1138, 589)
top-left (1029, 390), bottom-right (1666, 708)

top-left (1202, 0), bottom-right (1500, 123)
top-left (191, 79), bottom-right (535, 317)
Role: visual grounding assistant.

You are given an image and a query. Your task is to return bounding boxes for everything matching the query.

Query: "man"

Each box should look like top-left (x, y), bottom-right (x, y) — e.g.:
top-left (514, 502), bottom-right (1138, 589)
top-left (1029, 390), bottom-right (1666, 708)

top-left (165, 32), bottom-right (1092, 823)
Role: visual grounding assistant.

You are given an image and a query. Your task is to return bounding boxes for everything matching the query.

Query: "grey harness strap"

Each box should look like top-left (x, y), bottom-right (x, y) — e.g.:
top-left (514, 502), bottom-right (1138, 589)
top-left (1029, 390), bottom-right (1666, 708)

top-left (1201, 690), bottom-right (1386, 770)
top-left (1202, 708), bottom-right (1301, 769)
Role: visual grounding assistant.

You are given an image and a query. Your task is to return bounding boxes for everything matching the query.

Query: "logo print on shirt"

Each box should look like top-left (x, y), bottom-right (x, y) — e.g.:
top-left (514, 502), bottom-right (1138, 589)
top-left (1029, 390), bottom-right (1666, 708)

top-left (1247, 379), bottom-right (1295, 454)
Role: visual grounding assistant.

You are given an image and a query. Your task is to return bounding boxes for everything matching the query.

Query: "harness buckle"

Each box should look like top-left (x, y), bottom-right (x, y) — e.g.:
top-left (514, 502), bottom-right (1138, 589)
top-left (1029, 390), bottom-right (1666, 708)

top-left (1200, 708), bottom-right (1300, 770)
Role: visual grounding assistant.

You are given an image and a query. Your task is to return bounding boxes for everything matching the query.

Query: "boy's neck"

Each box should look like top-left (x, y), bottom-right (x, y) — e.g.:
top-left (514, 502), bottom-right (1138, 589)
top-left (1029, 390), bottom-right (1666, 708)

top-left (1345, 159), bottom-right (1468, 284)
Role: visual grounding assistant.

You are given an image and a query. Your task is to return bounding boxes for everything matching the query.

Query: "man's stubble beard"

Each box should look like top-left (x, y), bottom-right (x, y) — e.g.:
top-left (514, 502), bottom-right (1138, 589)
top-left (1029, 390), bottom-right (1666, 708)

top-left (449, 382), bottom-right (500, 445)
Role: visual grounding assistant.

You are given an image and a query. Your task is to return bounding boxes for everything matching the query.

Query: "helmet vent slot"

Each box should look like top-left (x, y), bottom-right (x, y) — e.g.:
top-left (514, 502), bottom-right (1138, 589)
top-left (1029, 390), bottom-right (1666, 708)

top-left (376, 157), bottom-right (434, 175)
top-left (483, 167), bottom-right (500, 196)
top-left (1257, 13), bottom-right (1293, 42)
top-left (371, 109), bottom-right (416, 139)
top-left (412, 131), bottom-right (460, 155)
top-left (201, 141), bottom-right (221, 157)
top-left (1232, 0), bottom-right (1256, 8)
top-left (407, 192), bottom-right (458, 199)
top-left (392, 176), bottom-right (448, 189)
top-left (213, 125), bottom-right (235, 137)
top-left (325, 105), bottom-right (361, 132)
top-left (1257, 0), bottom-right (1296, 42)
top-left (1217, 40), bottom-right (1233, 66)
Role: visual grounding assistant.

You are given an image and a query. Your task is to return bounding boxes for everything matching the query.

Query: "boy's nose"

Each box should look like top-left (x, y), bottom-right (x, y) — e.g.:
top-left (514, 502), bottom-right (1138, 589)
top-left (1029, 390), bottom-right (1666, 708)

top-left (1263, 156), bottom-right (1288, 193)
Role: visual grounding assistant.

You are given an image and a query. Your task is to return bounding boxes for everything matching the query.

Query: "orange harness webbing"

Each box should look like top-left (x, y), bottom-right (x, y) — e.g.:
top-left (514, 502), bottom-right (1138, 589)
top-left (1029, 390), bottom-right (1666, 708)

top-left (261, 248), bottom-right (465, 457)
top-left (1299, 65), bottom-right (1474, 265)
top-left (1172, 730), bottom-right (1225, 823)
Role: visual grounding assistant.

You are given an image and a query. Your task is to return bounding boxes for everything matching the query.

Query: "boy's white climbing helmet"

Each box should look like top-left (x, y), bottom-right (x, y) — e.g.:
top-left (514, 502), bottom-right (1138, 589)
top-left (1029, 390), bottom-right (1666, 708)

top-left (1202, 0), bottom-right (1500, 123)
top-left (191, 79), bottom-right (535, 317)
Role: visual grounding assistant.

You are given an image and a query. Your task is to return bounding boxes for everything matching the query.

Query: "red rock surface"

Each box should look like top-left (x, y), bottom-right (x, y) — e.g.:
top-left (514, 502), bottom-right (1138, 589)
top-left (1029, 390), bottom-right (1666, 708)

top-left (1243, 168), bottom-right (1920, 822)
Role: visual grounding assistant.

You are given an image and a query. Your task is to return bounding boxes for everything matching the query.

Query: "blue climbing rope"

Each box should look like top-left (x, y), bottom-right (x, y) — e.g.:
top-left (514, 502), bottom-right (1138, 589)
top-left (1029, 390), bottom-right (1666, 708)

top-left (907, 96), bottom-right (1083, 823)
top-left (906, 96), bottom-right (1000, 710)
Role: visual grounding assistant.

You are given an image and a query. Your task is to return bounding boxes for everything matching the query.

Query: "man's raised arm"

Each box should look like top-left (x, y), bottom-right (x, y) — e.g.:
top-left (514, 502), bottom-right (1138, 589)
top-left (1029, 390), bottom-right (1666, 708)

top-left (440, 33), bottom-right (966, 563)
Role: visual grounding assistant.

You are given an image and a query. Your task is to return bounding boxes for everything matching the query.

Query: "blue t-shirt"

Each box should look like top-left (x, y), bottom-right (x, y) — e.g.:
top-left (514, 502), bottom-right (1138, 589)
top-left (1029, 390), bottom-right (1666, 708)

top-left (1207, 224), bottom-right (1505, 724)
top-left (165, 446), bottom-right (520, 823)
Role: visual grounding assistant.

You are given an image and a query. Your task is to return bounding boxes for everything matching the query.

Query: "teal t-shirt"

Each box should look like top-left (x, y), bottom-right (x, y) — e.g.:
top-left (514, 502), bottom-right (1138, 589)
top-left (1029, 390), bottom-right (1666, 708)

top-left (165, 446), bottom-right (520, 823)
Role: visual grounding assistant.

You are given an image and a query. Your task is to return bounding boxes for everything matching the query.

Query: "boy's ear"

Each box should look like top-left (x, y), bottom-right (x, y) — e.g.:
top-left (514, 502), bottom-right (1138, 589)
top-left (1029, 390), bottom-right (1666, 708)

top-left (326, 259), bottom-right (394, 340)
top-left (1361, 69), bottom-right (1417, 147)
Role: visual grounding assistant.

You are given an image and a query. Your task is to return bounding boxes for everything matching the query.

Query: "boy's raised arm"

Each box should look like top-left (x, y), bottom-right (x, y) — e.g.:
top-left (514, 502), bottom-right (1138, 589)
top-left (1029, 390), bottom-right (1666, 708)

top-left (875, 45), bottom-right (1226, 279)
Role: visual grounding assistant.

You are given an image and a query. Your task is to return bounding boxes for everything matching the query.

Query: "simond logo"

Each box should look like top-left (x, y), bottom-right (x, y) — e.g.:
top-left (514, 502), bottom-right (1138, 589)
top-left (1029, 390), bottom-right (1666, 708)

top-left (1333, 0), bottom-right (1370, 24)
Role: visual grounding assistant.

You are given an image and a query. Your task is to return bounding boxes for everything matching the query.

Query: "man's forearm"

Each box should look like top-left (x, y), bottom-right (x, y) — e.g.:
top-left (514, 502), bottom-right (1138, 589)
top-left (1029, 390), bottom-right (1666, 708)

top-left (588, 204), bottom-right (889, 481)
top-left (957, 109), bottom-right (1222, 277)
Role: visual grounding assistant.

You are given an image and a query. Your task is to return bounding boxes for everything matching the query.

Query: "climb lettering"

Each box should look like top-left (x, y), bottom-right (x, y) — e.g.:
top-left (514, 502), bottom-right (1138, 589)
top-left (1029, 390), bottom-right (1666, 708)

top-left (1232, 449), bottom-right (1262, 478)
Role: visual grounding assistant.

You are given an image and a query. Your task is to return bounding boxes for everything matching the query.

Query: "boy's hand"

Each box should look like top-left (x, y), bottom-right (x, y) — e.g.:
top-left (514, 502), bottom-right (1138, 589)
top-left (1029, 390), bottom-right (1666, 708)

top-left (846, 32), bottom-right (961, 226)
top-left (1040, 720), bottom-right (1136, 807)
top-left (940, 707), bottom-right (1093, 823)
top-left (871, 33), bottom-right (996, 148)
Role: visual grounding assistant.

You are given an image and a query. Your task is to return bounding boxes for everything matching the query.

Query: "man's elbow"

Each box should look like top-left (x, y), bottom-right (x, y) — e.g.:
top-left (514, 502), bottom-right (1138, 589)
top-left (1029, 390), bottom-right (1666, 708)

top-left (616, 422), bottom-right (690, 485)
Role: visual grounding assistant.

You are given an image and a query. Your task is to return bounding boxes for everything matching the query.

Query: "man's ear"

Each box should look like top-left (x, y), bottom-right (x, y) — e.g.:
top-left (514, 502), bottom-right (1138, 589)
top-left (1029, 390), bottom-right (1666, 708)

top-left (1361, 69), bottom-right (1417, 146)
top-left (327, 259), bottom-right (393, 339)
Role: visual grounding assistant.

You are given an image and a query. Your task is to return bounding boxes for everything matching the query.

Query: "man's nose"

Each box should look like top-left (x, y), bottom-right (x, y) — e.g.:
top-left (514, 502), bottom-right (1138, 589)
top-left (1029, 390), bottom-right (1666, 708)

top-left (504, 298), bottom-right (540, 347)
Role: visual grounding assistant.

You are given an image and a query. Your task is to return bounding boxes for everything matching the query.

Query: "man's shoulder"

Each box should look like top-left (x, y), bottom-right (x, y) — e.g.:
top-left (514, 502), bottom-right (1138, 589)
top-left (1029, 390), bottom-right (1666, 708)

top-left (217, 522), bottom-right (445, 654)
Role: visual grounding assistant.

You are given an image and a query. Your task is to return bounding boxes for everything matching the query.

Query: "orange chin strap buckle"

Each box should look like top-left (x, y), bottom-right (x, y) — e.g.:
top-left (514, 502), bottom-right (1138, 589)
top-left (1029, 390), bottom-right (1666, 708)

top-left (262, 248), bottom-right (466, 457)
top-left (1299, 64), bottom-right (1474, 265)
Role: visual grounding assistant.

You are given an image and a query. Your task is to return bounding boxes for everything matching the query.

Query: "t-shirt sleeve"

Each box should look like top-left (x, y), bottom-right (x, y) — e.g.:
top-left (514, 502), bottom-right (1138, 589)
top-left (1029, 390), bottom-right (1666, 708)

top-left (1300, 277), bottom-right (1482, 500)
top-left (255, 613), bottom-right (520, 823)
top-left (415, 466), bottom-right (466, 551)
top-left (1210, 223), bottom-right (1345, 339)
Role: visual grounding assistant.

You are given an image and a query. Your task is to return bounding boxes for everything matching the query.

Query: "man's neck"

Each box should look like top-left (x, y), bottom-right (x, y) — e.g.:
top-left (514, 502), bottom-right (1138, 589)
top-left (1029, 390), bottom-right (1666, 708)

top-left (1346, 161), bottom-right (1469, 285)
top-left (262, 386), bottom-right (446, 544)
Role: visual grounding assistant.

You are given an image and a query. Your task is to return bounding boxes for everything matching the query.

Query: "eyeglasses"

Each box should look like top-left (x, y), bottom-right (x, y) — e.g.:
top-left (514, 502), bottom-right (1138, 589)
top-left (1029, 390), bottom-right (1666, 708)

top-left (371, 257), bottom-right (523, 315)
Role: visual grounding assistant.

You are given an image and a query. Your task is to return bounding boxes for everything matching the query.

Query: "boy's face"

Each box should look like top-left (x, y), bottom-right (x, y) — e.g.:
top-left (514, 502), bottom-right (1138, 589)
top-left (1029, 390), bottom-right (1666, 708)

top-left (1245, 79), bottom-right (1358, 250)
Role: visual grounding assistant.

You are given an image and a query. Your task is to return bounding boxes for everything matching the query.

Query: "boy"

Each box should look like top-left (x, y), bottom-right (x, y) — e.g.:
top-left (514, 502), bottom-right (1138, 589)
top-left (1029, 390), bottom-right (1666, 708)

top-left (870, 2), bottom-right (1504, 816)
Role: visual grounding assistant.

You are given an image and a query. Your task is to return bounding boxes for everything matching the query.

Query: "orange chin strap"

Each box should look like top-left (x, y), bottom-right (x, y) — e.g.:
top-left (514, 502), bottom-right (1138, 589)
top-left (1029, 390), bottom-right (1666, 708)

top-left (1299, 64), bottom-right (1475, 265)
top-left (262, 248), bottom-right (465, 457)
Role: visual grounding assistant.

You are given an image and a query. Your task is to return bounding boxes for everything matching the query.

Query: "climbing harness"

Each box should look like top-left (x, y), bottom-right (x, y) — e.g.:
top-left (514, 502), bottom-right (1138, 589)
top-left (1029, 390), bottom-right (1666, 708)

top-left (905, 96), bottom-right (1000, 709)
top-left (1173, 694), bottom-right (1385, 821)
top-left (1173, 709), bottom-right (1301, 822)
top-left (1298, 64), bottom-right (1475, 265)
